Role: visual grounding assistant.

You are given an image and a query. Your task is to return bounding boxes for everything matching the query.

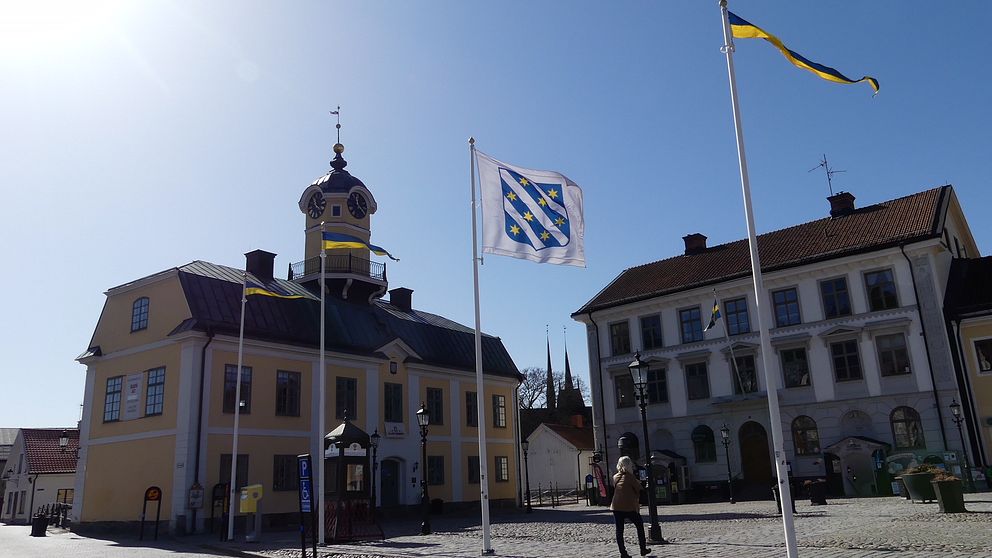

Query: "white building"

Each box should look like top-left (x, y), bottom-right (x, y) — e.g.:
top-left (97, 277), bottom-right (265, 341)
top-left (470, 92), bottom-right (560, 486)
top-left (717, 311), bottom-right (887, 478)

top-left (573, 187), bottom-right (979, 500)
top-left (525, 422), bottom-right (594, 493)
top-left (1, 429), bottom-right (77, 523)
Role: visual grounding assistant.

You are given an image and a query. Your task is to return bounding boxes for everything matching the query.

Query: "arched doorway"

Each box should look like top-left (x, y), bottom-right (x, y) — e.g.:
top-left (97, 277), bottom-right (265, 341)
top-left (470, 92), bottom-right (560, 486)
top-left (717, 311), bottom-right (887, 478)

top-left (738, 421), bottom-right (772, 496)
top-left (380, 458), bottom-right (401, 507)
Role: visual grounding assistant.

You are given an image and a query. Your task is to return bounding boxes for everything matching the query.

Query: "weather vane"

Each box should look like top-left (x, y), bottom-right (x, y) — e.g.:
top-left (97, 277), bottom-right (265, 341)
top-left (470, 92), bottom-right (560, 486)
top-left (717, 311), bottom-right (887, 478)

top-left (329, 106), bottom-right (341, 144)
top-left (808, 154), bottom-right (845, 197)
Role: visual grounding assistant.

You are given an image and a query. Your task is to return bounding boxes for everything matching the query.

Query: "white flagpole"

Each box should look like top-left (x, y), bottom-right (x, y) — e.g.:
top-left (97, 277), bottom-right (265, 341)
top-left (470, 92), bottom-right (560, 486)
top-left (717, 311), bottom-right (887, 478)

top-left (719, 2), bottom-right (799, 556)
top-left (469, 137), bottom-right (494, 554)
top-left (318, 222), bottom-right (327, 545)
top-left (227, 272), bottom-right (248, 541)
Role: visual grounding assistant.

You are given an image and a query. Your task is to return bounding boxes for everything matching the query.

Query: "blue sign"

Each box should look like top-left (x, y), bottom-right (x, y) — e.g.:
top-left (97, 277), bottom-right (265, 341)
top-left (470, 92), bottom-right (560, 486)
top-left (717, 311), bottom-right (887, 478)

top-left (299, 478), bottom-right (312, 513)
top-left (298, 456), bottom-right (310, 480)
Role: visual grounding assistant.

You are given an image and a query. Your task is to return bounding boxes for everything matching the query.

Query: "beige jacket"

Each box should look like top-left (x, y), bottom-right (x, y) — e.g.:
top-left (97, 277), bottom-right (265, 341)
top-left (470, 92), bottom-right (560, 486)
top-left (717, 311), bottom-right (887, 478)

top-left (609, 471), bottom-right (641, 512)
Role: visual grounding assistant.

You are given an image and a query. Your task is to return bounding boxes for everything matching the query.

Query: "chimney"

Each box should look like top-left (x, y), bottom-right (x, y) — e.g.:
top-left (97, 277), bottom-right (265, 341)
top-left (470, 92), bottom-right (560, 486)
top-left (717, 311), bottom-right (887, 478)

top-left (828, 191), bottom-right (856, 217)
top-left (570, 414), bottom-right (584, 428)
top-left (389, 287), bottom-right (413, 312)
top-left (245, 250), bottom-right (276, 283)
top-left (683, 233), bottom-right (707, 255)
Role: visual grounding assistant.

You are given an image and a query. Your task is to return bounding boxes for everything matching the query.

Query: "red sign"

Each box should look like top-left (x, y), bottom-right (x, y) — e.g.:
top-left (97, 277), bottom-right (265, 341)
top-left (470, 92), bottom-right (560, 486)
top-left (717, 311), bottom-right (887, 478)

top-left (593, 464), bottom-right (608, 498)
top-left (144, 486), bottom-right (162, 501)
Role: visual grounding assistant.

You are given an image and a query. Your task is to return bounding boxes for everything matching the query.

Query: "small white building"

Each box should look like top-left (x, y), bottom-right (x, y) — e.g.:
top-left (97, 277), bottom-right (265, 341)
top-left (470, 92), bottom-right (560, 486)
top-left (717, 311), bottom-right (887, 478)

top-left (1, 429), bottom-right (77, 523)
top-left (525, 422), bottom-right (594, 493)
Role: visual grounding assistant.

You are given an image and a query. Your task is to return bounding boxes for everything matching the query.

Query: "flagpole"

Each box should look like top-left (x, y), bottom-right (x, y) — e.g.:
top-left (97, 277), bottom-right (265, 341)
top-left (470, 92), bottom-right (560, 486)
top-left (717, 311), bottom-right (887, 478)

top-left (318, 222), bottom-right (327, 545)
top-left (719, 2), bottom-right (798, 557)
top-left (227, 272), bottom-right (248, 541)
top-left (469, 137), bottom-right (495, 555)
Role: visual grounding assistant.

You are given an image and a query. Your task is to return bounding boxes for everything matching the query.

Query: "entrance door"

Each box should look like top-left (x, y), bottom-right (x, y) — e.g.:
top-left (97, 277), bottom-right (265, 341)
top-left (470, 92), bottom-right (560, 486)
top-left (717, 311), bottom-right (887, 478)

top-left (738, 421), bottom-right (773, 489)
top-left (380, 459), bottom-right (400, 507)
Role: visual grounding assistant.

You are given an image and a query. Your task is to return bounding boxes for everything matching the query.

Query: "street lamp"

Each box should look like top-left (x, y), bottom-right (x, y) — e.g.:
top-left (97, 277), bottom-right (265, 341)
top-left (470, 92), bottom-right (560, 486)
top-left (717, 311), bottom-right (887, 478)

top-left (58, 430), bottom-right (79, 459)
top-left (949, 399), bottom-right (975, 491)
top-left (416, 403), bottom-right (431, 535)
top-left (628, 352), bottom-right (666, 544)
top-left (720, 425), bottom-right (735, 504)
top-left (369, 429), bottom-right (380, 514)
top-left (521, 439), bottom-right (532, 513)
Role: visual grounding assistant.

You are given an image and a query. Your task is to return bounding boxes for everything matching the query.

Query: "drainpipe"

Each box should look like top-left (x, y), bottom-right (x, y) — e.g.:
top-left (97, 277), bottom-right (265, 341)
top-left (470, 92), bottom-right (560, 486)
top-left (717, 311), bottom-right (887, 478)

top-left (950, 319), bottom-right (987, 467)
top-left (28, 473), bottom-right (39, 520)
top-left (576, 449), bottom-right (583, 493)
top-left (900, 245), bottom-right (948, 448)
top-left (190, 329), bottom-right (214, 533)
top-left (587, 312), bottom-right (610, 480)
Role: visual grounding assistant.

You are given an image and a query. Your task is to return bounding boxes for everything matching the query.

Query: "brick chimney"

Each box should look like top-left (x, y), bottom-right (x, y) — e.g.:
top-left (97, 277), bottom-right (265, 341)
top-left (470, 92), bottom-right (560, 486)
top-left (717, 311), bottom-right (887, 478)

top-left (828, 191), bottom-right (856, 217)
top-left (683, 233), bottom-right (707, 255)
top-left (245, 250), bottom-right (276, 283)
top-left (389, 287), bottom-right (413, 312)
top-left (570, 414), bottom-right (584, 428)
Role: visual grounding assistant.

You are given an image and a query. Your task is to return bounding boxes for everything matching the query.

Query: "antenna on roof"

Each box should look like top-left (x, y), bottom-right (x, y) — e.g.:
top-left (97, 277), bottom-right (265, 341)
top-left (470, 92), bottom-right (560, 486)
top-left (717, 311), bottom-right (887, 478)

top-left (808, 154), bottom-right (845, 197)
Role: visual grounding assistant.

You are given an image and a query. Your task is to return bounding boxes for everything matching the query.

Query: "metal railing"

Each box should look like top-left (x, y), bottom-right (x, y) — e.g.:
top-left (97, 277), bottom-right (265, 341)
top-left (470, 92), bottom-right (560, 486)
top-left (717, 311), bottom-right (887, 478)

top-left (289, 254), bottom-right (386, 282)
top-left (528, 483), bottom-right (582, 508)
top-left (35, 502), bottom-right (71, 528)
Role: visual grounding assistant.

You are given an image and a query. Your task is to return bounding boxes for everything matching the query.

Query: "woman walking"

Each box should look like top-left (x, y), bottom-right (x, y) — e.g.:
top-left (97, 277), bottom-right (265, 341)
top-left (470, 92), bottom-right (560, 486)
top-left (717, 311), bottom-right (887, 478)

top-left (610, 456), bottom-right (651, 557)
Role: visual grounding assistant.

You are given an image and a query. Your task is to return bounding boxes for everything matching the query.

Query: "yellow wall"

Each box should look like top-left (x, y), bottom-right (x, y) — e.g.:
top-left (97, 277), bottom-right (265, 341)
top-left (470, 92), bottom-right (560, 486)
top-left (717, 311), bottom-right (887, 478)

top-left (207, 350), bottom-right (313, 432)
top-left (961, 320), bottom-right (992, 464)
top-left (206, 434), bottom-right (310, 514)
top-left (89, 344), bottom-right (183, 438)
top-left (82, 435), bottom-right (175, 521)
top-left (91, 274), bottom-right (190, 355)
top-left (458, 441), bottom-right (518, 501)
top-left (425, 441), bottom-right (452, 502)
top-left (420, 377), bottom-right (452, 437)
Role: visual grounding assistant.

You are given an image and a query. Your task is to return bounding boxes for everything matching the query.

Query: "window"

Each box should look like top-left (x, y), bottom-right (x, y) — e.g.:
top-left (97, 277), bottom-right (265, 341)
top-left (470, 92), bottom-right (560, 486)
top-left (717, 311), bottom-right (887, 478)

top-left (276, 371), bottom-right (301, 416)
top-left (56, 489), bottom-right (74, 504)
top-left (131, 297), bottom-right (149, 332)
top-left (820, 277), bottom-right (851, 319)
top-left (492, 394), bottom-right (506, 428)
top-left (273, 455), bottom-right (298, 491)
top-left (427, 455), bottom-right (444, 485)
top-left (685, 362), bottom-right (710, 400)
top-left (19, 491), bottom-right (25, 514)
top-left (466, 391), bottom-right (478, 427)
top-left (645, 369), bottom-right (668, 404)
top-left (830, 340), bottom-right (862, 381)
top-left (467, 456), bottom-right (480, 484)
top-left (692, 426), bottom-right (716, 462)
top-left (144, 367), bottom-right (165, 416)
top-left (975, 339), bottom-right (992, 373)
top-left (780, 348), bottom-right (810, 388)
top-left (724, 298), bottom-right (750, 335)
top-left (679, 307), bottom-right (703, 344)
top-left (792, 416), bottom-right (821, 455)
top-left (336, 377), bottom-right (358, 420)
top-left (103, 375), bottom-right (123, 422)
top-left (614, 375), bottom-right (635, 408)
top-left (332, 205), bottom-right (341, 217)
top-left (219, 454), bottom-right (249, 490)
top-left (384, 382), bottom-right (403, 423)
top-left (891, 406), bottom-right (925, 450)
top-left (609, 321), bottom-right (631, 356)
top-left (876, 333), bottom-right (911, 376)
top-left (732, 355), bottom-right (758, 394)
top-left (223, 365), bottom-right (252, 414)
top-left (865, 269), bottom-right (898, 311)
top-left (426, 387), bottom-right (444, 425)
top-left (640, 315), bottom-right (663, 350)
top-left (772, 288), bottom-right (801, 327)
top-left (495, 456), bottom-right (509, 482)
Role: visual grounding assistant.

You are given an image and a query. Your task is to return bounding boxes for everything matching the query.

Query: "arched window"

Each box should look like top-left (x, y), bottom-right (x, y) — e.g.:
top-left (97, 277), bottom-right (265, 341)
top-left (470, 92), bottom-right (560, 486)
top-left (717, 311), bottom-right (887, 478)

top-left (891, 406), bottom-right (925, 450)
top-left (791, 416), bottom-right (821, 455)
top-left (131, 297), bottom-right (149, 332)
top-left (692, 425), bottom-right (716, 462)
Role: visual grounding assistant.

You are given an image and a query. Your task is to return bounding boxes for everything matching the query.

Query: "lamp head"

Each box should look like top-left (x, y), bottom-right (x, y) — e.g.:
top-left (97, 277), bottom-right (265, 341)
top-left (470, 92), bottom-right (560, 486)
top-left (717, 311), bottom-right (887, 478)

top-left (628, 352), bottom-right (649, 387)
top-left (950, 398), bottom-right (961, 418)
top-left (416, 403), bottom-right (429, 428)
top-left (370, 429), bottom-right (380, 450)
top-left (720, 424), bottom-right (730, 440)
top-left (521, 439), bottom-right (529, 453)
top-left (58, 430), bottom-right (69, 451)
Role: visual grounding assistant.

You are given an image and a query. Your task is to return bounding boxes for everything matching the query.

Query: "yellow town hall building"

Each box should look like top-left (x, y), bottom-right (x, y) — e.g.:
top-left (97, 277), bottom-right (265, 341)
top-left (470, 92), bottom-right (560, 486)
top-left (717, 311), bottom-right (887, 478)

top-left (72, 141), bottom-right (522, 533)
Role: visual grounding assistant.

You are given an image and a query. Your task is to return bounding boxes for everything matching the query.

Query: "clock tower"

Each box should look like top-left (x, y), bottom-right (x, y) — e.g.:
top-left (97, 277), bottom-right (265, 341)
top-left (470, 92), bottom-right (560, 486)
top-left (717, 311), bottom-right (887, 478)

top-left (292, 141), bottom-right (387, 302)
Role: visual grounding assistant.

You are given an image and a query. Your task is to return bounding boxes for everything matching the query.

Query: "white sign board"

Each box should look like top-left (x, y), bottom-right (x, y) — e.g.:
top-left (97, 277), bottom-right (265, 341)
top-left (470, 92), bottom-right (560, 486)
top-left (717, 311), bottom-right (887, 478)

top-left (123, 372), bottom-right (144, 421)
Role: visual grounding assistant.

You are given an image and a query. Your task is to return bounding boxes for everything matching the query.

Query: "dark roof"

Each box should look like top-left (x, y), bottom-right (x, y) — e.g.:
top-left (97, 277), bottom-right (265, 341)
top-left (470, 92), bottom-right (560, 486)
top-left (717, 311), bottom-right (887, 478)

top-left (544, 423), bottom-right (595, 450)
top-left (519, 407), bottom-right (593, 440)
top-left (23, 429), bottom-right (77, 474)
top-left (309, 153), bottom-right (367, 194)
top-left (945, 256), bottom-right (992, 319)
top-left (174, 261), bottom-right (520, 380)
top-left (575, 187), bottom-right (949, 315)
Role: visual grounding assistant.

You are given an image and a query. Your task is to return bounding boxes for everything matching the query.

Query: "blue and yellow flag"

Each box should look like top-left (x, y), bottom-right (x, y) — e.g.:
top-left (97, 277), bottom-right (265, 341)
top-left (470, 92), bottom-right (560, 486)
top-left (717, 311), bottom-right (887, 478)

top-left (321, 231), bottom-right (399, 261)
top-left (729, 11), bottom-right (879, 94)
top-left (245, 279), bottom-right (305, 299)
top-left (703, 298), bottom-right (721, 332)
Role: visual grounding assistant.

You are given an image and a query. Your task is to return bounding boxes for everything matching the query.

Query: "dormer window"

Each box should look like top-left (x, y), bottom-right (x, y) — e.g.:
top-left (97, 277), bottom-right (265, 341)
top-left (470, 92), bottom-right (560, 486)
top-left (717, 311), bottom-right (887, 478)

top-left (131, 297), bottom-right (149, 332)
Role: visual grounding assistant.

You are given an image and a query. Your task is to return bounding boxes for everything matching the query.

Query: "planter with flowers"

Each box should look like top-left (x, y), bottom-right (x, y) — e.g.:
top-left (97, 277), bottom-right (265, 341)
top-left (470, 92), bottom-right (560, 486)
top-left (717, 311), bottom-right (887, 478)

top-left (900, 463), bottom-right (938, 503)
top-left (931, 472), bottom-right (967, 513)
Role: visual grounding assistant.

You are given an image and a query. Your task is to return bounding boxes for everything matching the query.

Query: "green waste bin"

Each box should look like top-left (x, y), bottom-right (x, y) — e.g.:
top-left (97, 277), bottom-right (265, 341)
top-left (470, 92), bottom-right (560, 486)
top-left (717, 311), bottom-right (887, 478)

top-left (30, 515), bottom-right (47, 537)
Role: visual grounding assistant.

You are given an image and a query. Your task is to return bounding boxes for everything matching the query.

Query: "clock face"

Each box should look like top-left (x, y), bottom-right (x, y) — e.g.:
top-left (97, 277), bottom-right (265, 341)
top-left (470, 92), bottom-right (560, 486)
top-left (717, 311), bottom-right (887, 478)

top-left (347, 192), bottom-right (368, 219)
top-left (307, 192), bottom-right (326, 218)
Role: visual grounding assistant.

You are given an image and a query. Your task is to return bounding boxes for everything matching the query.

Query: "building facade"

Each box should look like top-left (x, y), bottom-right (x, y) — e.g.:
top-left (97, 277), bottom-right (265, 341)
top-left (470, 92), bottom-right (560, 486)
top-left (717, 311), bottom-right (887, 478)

top-left (2, 429), bottom-right (77, 523)
top-left (73, 141), bottom-right (522, 533)
top-left (574, 187), bottom-right (980, 500)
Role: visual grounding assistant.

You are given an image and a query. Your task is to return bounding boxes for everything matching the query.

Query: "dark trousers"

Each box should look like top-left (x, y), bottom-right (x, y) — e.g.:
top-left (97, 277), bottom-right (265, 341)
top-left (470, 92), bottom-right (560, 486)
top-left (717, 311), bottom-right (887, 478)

top-left (612, 510), bottom-right (646, 557)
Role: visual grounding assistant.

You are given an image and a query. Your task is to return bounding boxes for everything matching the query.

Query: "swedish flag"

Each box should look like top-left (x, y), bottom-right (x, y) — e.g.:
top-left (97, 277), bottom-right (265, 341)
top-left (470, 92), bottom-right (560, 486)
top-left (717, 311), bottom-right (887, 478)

top-left (703, 299), bottom-right (721, 332)
top-left (245, 279), bottom-right (304, 299)
top-left (321, 232), bottom-right (399, 261)
top-left (729, 11), bottom-right (879, 94)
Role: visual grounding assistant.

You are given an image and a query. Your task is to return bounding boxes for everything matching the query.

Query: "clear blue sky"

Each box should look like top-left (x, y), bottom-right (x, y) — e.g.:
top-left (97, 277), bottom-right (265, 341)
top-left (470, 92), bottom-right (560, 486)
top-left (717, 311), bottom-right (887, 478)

top-left (2, 1), bottom-right (989, 427)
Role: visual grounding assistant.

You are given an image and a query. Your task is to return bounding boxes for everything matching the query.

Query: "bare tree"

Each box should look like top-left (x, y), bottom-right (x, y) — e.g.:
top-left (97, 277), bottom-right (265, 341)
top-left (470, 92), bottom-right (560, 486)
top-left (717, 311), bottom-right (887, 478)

top-left (518, 367), bottom-right (591, 409)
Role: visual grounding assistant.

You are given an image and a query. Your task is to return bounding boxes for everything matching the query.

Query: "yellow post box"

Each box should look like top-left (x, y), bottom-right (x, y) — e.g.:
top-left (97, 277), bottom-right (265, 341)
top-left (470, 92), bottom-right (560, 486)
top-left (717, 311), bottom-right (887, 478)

top-left (239, 484), bottom-right (263, 513)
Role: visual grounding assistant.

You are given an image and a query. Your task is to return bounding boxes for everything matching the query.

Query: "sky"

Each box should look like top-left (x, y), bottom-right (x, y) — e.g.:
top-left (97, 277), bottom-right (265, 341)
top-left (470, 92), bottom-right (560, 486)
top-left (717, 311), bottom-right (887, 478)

top-left (1, 1), bottom-right (990, 428)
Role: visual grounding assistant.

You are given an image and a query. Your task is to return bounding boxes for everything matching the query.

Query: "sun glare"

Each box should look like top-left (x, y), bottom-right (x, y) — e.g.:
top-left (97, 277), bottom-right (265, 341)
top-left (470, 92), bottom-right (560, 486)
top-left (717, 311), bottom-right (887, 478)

top-left (0, 0), bottom-right (128, 55)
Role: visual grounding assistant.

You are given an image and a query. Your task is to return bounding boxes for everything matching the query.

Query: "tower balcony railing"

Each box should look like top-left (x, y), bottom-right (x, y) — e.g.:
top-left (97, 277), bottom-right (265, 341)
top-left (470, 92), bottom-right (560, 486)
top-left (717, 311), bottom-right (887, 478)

top-left (289, 254), bottom-right (386, 283)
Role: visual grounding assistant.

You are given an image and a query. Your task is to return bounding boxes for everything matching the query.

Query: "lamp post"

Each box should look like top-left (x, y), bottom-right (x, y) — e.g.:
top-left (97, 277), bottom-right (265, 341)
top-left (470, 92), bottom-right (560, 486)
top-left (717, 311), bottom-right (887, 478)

top-left (521, 439), bottom-right (532, 513)
top-left (949, 399), bottom-right (975, 492)
top-left (720, 425), bottom-right (735, 504)
top-left (628, 352), bottom-right (666, 544)
top-left (58, 430), bottom-right (79, 460)
top-left (369, 429), bottom-right (380, 514)
top-left (416, 404), bottom-right (431, 535)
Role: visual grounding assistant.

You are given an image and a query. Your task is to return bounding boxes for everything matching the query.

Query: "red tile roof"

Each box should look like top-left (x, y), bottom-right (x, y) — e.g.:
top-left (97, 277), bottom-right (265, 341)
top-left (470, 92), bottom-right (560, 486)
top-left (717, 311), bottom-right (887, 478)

top-left (545, 423), bottom-right (595, 450)
top-left (23, 428), bottom-right (78, 474)
top-left (575, 187), bottom-right (948, 315)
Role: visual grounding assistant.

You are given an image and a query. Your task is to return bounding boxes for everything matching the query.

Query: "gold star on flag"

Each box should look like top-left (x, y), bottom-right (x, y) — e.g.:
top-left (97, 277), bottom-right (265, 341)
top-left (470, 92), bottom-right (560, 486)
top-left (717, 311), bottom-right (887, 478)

top-left (509, 224), bottom-right (521, 236)
top-left (506, 191), bottom-right (517, 201)
top-left (548, 188), bottom-right (559, 199)
top-left (519, 178), bottom-right (530, 186)
top-left (555, 216), bottom-right (565, 226)
top-left (540, 231), bottom-right (551, 241)
top-left (523, 211), bottom-right (534, 222)
top-left (538, 198), bottom-right (547, 207)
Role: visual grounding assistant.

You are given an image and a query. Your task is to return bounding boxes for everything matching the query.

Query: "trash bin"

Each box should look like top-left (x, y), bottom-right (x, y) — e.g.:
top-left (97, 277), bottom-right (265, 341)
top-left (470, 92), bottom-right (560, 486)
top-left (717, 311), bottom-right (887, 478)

top-left (30, 515), bottom-right (48, 537)
top-left (430, 498), bottom-right (443, 514)
top-left (771, 484), bottom-right (797, 515)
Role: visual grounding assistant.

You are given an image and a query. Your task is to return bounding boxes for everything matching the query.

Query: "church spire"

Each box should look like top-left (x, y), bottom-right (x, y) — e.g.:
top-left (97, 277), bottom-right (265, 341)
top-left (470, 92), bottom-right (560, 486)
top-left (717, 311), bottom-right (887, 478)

top-left (545, 331), bottom-right (556, 410)
top-left (563, 327), bottom-right (574, 391)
